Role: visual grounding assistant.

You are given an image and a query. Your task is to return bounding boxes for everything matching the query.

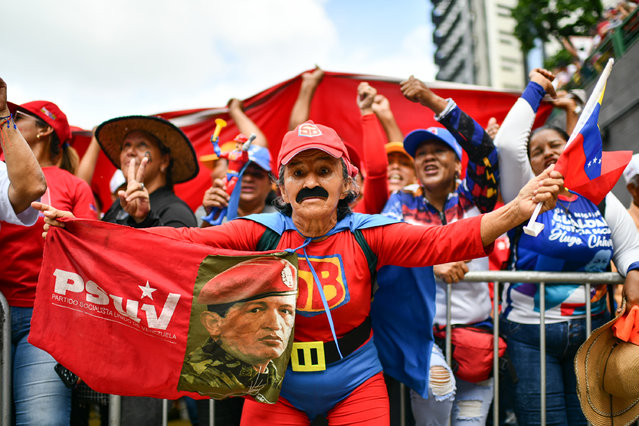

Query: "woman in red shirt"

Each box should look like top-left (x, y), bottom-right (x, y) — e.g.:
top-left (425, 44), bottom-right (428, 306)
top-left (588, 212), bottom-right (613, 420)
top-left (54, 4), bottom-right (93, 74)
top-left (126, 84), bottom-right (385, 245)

top-left (1, 93), bottom-right (97, 425)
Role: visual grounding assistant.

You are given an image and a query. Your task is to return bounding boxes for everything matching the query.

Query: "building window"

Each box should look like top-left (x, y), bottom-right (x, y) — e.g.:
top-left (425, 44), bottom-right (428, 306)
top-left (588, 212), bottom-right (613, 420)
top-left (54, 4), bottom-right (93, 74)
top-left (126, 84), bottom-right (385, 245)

top-left (501, 56), bottom-right (519, 63)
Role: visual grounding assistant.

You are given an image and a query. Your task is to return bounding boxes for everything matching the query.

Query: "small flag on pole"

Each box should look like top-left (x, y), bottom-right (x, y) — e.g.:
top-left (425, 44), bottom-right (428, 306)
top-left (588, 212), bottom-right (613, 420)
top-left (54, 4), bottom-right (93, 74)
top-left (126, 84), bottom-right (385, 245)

top-left (554, 59), bottom-right (633, 205)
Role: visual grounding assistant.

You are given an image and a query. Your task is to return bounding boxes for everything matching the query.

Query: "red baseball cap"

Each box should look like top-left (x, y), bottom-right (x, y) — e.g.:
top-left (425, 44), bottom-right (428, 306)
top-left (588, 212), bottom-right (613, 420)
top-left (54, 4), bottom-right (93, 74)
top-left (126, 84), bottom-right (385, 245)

top-left (277, 121), bottom-right (359, 178)
top-left (198, 257), bottom-right (297, 306)
top-left (9, 100), bottom-right (71, 145)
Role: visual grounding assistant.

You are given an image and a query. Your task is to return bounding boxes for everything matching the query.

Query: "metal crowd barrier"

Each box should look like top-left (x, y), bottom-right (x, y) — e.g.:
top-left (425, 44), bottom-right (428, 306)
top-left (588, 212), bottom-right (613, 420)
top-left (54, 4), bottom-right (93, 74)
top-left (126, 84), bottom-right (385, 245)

top-left (460, 270), bottom-right (624, 426)
top-left (0, 272), bottom-right (625, 426)
top-left (1, 291), bottom-right (11, 426)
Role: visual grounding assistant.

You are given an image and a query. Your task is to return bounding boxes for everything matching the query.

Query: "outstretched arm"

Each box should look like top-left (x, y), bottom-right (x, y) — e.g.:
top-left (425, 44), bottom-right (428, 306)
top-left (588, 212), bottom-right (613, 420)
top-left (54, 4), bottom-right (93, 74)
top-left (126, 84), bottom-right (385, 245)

top-left (493, 68), bottom-right (556, 203)
top-left (480, 166), bottom-right (562, 245)
top-left (400, 75), bottom-right (499, 213)
top-left (0, 77), bottom-right (47, 216)
top-left (357, 82), bottom-right (389, 213)
top-left (75, 132), bottom-right (101, 185)
top-left (227, 98), bottom-right (268, 148)
top-left (373, 167), bottom-right (563, 268)
top-left (400, 75), bottom-right (449, 114)
top-left (552, 90), bottom-right (581, 136)
top-left (372, 93), bottom-right (403, 142)
top-left (288, 66), bottom-right (324, 131)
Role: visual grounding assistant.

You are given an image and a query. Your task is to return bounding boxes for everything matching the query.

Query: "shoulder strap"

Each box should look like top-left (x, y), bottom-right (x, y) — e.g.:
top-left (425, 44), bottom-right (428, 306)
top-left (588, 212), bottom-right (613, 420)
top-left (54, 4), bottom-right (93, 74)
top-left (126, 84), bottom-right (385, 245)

top-left (353, 229), bottom-right (378, 296)
top-left (255, 227), bottom-right (282, 251)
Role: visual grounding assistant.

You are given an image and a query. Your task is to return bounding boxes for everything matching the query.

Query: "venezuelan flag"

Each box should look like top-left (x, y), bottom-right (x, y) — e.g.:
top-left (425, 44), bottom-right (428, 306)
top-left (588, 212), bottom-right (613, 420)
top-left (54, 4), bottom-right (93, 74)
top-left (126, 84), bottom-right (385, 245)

top-left (554, 59), bottom-right (633, 205)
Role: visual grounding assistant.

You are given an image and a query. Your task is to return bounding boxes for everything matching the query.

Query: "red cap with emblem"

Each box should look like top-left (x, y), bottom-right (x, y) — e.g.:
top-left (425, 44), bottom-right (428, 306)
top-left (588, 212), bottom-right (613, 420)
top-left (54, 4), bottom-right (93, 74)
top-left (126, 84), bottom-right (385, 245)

top-left (9, 100), bottom-right (71, 145)
top-left (277, 120), bottom-right (359, 178)
top-left (198, 257), bottom-right (297, 306)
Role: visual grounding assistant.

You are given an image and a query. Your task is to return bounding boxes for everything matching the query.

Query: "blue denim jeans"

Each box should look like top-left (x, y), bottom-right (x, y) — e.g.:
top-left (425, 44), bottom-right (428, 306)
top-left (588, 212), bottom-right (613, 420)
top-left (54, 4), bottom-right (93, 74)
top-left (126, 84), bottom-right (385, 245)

top-left (11, 306), bottom-right (71, 425)
top-left (500, 314), bottom-right (609, 426)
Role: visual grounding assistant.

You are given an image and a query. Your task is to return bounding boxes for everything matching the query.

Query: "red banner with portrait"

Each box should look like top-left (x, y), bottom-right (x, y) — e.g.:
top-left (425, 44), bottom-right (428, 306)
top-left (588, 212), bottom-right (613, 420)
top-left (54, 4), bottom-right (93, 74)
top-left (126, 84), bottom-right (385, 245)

top-left (29, 218), bottom-right (298, 402)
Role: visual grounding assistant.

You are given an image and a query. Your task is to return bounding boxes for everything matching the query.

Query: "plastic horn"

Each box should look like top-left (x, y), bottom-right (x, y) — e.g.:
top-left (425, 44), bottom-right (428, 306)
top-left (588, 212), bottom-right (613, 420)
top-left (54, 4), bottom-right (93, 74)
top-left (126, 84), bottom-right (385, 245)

top-left (242, 133), bottom-right (257, 151)
top-left (523, 202), bottom-right (544, 236)
top-left (211, 118), bottom-right (227, 143)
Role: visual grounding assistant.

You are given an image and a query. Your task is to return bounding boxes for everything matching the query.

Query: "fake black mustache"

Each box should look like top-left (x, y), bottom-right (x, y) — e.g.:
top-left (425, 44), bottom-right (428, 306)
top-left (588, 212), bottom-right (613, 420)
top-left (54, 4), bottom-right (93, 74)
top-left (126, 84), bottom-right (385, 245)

top-left (296, 186), bottom-right (329, 203)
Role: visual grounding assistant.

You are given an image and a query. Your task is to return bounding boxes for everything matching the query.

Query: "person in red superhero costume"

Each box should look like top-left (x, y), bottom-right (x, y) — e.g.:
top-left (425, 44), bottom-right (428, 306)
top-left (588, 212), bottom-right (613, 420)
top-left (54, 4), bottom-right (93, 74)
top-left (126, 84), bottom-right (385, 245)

top-left (35, 120), bottom-right (563, 425)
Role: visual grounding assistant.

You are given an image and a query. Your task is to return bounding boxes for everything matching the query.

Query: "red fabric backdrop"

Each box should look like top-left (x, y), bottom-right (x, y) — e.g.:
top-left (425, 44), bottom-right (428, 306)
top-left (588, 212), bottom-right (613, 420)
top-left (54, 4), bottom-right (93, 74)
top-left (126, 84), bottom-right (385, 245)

top-left (71, 70), bottom-right (553, 213)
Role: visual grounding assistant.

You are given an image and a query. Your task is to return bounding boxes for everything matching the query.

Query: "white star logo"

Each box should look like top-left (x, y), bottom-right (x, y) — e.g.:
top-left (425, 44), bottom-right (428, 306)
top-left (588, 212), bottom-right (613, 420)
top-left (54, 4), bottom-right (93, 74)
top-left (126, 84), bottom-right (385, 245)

top-left (139, 281), bottom-right (157, 300)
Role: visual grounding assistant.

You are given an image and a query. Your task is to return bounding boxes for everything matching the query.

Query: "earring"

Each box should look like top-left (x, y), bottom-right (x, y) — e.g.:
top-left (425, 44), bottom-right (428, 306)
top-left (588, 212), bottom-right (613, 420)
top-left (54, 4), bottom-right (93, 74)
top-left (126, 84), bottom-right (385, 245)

top-left (36, 134), bottom-right (41, 140)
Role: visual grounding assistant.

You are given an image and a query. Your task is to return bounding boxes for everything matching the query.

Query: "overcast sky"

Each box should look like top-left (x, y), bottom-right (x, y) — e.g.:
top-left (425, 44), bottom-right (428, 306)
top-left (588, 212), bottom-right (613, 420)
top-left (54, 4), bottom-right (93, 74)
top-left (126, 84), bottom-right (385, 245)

top-left (5, 0), bottom-right (435, 129)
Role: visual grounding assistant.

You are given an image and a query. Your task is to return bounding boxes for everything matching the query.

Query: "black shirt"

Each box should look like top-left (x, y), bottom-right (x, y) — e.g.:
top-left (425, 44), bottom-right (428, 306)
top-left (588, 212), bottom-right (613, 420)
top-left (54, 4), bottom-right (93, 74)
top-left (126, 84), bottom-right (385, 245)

top-left (102, 186), bottom-right (196, 228)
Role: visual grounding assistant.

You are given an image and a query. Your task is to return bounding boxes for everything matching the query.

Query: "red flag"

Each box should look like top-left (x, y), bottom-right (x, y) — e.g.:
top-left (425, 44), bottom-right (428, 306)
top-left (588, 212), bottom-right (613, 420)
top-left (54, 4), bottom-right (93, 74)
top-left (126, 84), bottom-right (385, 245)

top-left (81, 70), bottom-right (553, 212)
top-left (29, 219), bottom-right (297, 401)
top-left (554, 60), bottom-right (632, 205)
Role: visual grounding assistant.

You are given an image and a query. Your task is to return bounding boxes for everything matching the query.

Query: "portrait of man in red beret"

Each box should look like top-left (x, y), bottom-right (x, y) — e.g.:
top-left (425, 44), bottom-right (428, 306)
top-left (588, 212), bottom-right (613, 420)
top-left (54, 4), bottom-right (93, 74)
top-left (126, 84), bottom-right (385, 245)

top-left (178, 256), bottom-right (298, 403)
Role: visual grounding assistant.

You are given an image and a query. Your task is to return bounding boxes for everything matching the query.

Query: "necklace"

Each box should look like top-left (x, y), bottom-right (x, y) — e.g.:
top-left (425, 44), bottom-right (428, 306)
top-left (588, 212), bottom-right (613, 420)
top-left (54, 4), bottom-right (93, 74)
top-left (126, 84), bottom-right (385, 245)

top-left (557, 198), bottom-right (574, 215)
top-left (556, 197), bottom-right (582, 229)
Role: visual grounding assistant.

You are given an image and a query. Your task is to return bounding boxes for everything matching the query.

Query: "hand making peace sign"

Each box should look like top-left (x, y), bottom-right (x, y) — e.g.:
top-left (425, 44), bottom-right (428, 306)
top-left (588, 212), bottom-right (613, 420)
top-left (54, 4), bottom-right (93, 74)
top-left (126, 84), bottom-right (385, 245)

top-left (118, 156), bottom-right (150, 223)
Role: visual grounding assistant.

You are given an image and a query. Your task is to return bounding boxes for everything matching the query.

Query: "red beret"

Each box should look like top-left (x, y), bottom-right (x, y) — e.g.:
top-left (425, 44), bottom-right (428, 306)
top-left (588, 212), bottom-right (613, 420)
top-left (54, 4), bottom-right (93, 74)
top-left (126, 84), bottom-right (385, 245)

top-left (198, 257), bottom-right (297, 306)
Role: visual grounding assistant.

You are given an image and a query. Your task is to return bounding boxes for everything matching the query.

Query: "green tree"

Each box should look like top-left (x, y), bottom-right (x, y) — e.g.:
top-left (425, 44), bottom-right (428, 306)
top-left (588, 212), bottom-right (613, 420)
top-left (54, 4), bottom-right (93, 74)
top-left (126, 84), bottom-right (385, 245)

top-left (511, 0), bottom-right (603, 54)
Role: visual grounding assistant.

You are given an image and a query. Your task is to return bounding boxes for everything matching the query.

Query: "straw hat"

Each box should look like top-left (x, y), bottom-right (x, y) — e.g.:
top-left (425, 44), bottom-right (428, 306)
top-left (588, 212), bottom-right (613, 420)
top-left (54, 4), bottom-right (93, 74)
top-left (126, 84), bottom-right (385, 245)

top-left (575, 301), bottom-right (639, 425)
top-left (96, 115), bottom-right (199, 184)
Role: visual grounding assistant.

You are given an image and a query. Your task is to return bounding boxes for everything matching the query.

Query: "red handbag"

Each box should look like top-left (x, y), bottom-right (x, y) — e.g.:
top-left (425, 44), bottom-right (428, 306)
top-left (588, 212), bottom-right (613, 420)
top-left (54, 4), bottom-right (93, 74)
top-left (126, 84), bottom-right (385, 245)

top-left (433, 325), bottom-right (507, 383)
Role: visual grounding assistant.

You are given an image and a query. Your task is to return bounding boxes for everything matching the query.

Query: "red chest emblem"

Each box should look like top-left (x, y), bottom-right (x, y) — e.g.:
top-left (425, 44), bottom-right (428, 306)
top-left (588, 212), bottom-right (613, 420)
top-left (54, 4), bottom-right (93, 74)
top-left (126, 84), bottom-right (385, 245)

top-left (296, 255), bottom-right (350, 317)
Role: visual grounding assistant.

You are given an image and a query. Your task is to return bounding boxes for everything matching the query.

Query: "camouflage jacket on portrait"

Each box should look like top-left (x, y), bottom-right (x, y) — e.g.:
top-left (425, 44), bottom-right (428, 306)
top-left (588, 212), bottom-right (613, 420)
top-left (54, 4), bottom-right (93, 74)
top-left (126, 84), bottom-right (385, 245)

top-left (178, 338), bottom-right (282, 403)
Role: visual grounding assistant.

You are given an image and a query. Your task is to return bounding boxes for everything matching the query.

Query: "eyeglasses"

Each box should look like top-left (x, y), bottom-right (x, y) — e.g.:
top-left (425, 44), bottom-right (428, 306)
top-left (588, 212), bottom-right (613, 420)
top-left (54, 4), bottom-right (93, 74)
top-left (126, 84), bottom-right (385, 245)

top-left (14, 110), bottom-right (46, 127)
top-left (13, 111), bottom-right (31, 122)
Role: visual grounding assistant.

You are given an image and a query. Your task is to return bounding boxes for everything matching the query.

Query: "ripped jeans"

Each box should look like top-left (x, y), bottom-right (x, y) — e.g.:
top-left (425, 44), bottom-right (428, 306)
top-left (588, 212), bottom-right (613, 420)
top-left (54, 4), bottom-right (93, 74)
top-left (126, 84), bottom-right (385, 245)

top-left (410, 342), bottom-right (494, 425)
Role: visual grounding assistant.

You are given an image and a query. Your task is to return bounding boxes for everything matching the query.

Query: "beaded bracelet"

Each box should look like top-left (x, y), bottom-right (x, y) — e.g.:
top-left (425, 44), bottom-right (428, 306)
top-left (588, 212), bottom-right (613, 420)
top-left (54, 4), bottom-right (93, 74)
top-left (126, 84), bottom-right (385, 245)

top-left (0, 113), bottom-right (16, 130)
